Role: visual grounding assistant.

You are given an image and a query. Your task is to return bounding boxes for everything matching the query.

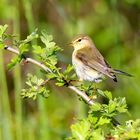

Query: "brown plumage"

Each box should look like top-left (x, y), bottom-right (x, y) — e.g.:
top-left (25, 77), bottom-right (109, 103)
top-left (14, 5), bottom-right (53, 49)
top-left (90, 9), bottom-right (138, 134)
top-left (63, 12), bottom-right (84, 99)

top-left (71, 35), bottom-right (132, 83)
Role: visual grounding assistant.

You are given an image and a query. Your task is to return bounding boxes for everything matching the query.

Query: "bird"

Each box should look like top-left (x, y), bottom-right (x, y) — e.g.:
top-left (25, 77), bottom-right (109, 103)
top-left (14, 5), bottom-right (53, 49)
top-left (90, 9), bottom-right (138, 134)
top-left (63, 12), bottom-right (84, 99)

top-left (70, 35), bottom-right (132, 83)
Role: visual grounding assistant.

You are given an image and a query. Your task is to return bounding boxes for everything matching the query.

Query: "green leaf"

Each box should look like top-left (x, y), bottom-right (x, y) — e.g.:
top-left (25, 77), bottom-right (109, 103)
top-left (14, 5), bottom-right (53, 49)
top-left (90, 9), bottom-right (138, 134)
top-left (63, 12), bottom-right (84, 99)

top-left (90, 102), bottom-right (102, 112)
top-left (26, 81), bottom-right (32, 87)
top-left (48, 55), bottom-right (58, 65)
top-left (21, 74), bottom-right (50, 100)
top-left (41, 30), bottom-right (53, 46)
top-left (116, 97), bottom-right (127, 113)
top-left (71, 119), bottom-right (90, 140)
top-left (97, 89), bottom-right (106, 97)
top-left (32, 45), bottom-right (44, 54)
top-left (23, 29), bottom-right (38, 44)
top-left (46, 73), bottom-right (57, 79)
top-left (19, 44), bottom-right (29, 54)
top-left (7, 56), bottom-right (22, 70)
top-left (64, 64), bottom-right (74, 75)
top-left (104, 91), bottom-right (112, 100)
top-left (89, 129), bottom-right (104, 140)
top-left (97, 89), bottom-right (112, 100)
top-left (40, 87), bottom-right (50, 98)
top-left (0, 24), bottom-right (8, 37)
top-left (55, 82), bottom-right (65, 87)
top-left (88, 114), bottom-right (98, 124)
top-left (30, 75), bottom-right (38, 84)
top-left (96, 117), bottom-right (110, 127)
top-left (108, 100), bottom-right (117, 114)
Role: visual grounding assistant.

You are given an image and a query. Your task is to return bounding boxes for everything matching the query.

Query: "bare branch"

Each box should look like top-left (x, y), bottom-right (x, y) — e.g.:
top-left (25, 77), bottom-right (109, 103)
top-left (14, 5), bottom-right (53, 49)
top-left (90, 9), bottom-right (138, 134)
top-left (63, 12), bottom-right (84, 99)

top-left (4, 46), bottom-right (94, 105)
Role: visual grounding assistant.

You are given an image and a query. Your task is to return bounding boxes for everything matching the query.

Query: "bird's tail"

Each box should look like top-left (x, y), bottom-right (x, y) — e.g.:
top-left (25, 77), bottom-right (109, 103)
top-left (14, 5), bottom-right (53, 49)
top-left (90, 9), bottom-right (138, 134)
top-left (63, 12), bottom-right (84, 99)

top-left (112, 69), bottom-right (133, 77)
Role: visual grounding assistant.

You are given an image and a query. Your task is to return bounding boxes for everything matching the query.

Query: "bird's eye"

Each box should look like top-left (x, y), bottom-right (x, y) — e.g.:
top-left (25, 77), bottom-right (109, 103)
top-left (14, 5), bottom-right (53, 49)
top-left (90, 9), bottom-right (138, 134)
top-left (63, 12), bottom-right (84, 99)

top-left (78, 39), bottom-right (82, 42)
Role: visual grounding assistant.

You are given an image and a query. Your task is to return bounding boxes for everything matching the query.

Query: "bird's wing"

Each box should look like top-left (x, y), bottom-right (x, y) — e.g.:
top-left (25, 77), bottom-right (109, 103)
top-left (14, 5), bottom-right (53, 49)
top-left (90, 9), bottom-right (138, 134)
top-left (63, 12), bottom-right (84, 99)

top-left (76, 48), bottom-right (115, 79)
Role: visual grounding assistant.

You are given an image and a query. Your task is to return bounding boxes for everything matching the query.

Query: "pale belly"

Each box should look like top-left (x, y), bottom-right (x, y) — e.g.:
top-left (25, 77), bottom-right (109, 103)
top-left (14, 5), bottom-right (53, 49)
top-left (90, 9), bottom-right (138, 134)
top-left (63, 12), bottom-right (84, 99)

top-left (72, 57), bottom-right (104, 83)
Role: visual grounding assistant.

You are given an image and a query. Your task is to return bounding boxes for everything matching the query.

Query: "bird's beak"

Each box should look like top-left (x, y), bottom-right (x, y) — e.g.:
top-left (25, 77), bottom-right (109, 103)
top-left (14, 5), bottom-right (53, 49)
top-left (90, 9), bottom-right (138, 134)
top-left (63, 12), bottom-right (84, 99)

top-left (67, 42), bottom-right (73, 47)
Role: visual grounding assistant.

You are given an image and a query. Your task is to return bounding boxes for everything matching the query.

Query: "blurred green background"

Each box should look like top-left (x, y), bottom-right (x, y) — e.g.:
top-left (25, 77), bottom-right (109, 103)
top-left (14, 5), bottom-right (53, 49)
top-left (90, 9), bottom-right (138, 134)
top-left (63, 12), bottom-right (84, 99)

top-left (0, 0), bottom-right (140, 139)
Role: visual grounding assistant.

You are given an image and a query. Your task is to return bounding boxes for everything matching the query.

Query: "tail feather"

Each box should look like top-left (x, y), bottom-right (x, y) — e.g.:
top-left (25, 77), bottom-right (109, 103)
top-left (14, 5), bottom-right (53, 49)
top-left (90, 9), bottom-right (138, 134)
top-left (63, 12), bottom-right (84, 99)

top-left (112, 69), bottom-right (133, 77)
top-left (113, 75), bottom-right (117, 82)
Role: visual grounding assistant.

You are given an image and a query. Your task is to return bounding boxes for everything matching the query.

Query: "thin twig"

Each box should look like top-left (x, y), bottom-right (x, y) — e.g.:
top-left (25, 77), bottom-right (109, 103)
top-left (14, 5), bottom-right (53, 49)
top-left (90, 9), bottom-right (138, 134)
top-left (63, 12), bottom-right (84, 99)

top-left (4, 46), bottom-right (94, 105)
top-left (5, 46), bottom-right (52, 73)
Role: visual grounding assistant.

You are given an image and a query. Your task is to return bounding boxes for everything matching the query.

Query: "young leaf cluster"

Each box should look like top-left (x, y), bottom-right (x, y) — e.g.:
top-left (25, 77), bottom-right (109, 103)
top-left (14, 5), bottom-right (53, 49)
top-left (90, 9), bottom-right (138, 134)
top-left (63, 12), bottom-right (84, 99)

top-left (33, 30), bottom-right (62, 66)
top-left (21, 74), bottom-right (49, 100)
top-left (0, 24), bottom-right (9, 49)
top-left (8, 29), bottom-right (38, 69)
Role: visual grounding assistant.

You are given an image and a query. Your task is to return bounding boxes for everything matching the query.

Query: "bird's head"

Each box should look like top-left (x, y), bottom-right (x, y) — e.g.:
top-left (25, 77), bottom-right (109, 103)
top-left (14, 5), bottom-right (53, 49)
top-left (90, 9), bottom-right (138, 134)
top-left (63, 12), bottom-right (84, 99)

top-left (70, 35), bottom-right (93, 51)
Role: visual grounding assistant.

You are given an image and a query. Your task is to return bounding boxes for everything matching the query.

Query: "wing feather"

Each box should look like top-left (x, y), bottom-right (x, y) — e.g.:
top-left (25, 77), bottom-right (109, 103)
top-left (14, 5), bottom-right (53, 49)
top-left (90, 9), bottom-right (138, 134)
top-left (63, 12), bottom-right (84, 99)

top-left (76, 47), bottom-right (115, 79)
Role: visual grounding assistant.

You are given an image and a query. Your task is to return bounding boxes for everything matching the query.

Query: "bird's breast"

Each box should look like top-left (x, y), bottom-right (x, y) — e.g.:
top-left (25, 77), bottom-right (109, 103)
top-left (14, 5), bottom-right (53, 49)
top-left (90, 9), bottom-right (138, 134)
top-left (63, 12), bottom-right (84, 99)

top-left (72, 52), bottom-right (103, 83)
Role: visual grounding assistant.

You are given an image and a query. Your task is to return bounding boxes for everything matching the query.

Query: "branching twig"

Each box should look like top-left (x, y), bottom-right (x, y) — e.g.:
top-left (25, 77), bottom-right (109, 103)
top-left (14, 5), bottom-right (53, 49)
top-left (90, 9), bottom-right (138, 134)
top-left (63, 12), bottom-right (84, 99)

top-left (4, 46), bottom-right (94, 105)
top-left (4, 46), bottom-right (52, 73)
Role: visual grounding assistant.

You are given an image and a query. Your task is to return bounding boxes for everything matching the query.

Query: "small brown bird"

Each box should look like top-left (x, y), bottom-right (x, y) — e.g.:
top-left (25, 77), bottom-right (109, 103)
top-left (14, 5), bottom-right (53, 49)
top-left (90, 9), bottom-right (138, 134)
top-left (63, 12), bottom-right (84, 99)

top-left (71, 35), bottom-right (132, 83)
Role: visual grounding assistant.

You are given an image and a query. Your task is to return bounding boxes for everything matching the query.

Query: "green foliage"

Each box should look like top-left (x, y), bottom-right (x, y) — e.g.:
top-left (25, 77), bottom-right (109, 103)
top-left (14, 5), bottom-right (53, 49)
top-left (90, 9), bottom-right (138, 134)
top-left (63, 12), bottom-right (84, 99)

top-left (70, 119), bottom-right (91, 140)
top-left (55, 64), bottom-right (76, 86)
top-left (0, 24), bottom-right (8, 40)
top-left (69, 118), bottom-right (140, 139)
top-left (112, 120), bottom-right (140, 139)
top-left (0, 24), bottom-right (8, 49)
top-left (21, 74), bottom-right (50, 99)
top-left (7, 29), bottom-right (39, 70)
top-left (97, 89), bottom-right (112, 100)
top-left (69, 92), bottom-right (140, 139)
top-left (33, 30), bottom-right (62, 67)
top-left (1, 24), bottom-right (140, 139)
top-left (89, 96), bottom-right (127, 118)
top-left (7, 55), bottom-right (23, 70)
